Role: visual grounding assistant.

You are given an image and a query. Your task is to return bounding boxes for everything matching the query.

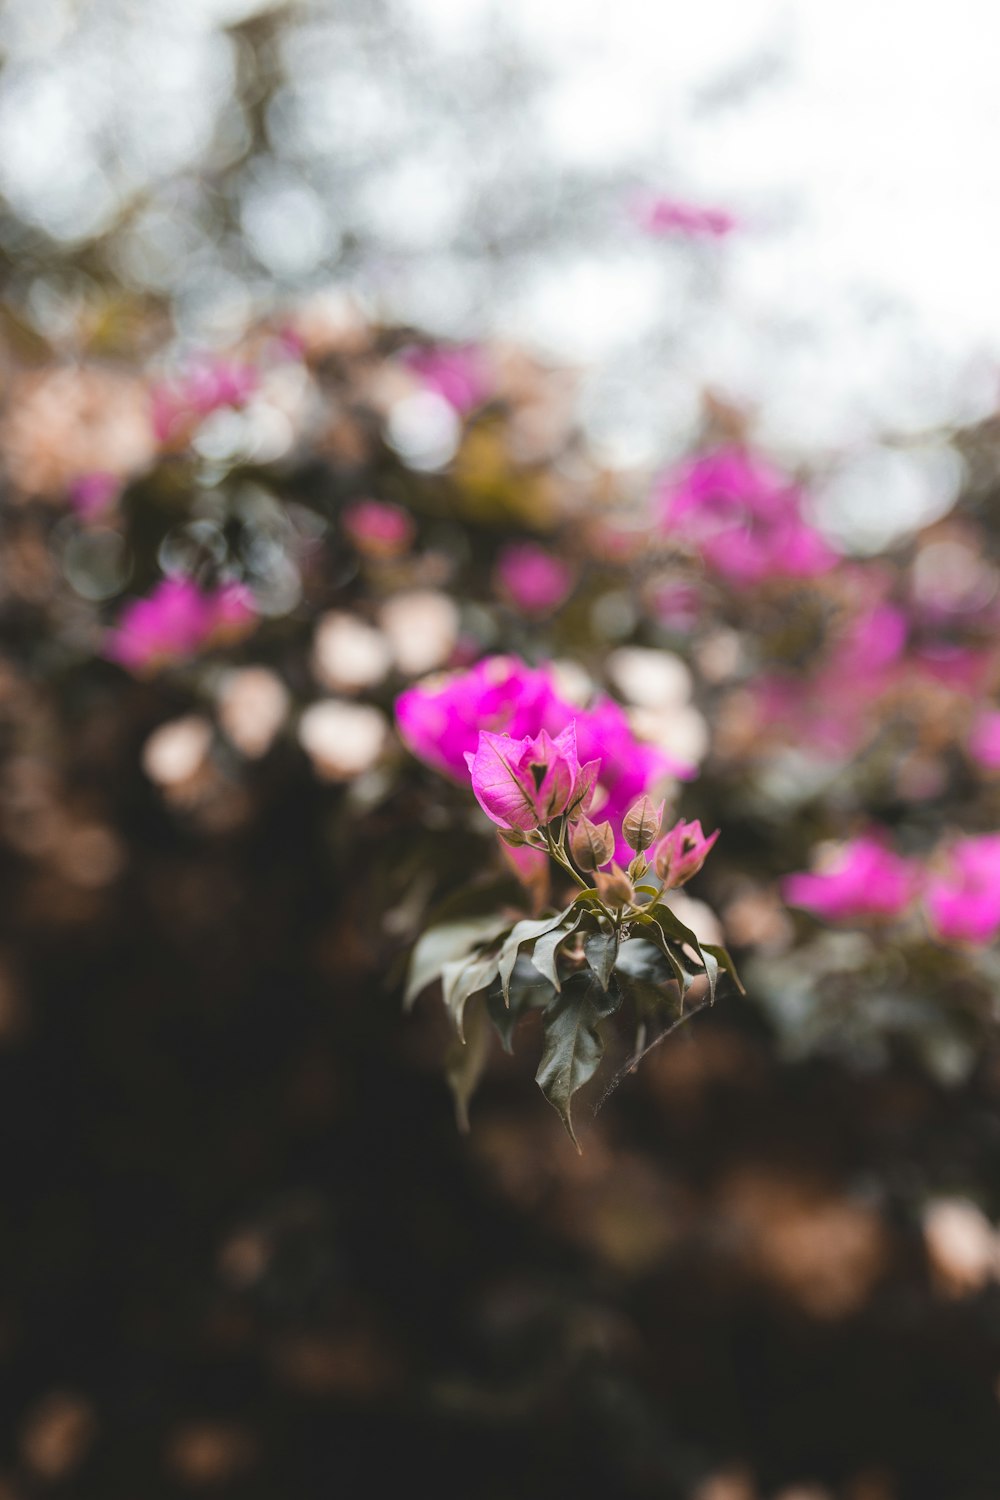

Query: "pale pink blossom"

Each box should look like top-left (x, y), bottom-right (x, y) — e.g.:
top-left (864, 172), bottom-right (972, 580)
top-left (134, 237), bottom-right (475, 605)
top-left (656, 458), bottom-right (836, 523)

top-left (342, 499), bottom-right (416, 558)
top-left (400, 344), bottom-right (490, 414)
top-left (632, 194), bottom-right (739, 238)
top-left (969, 711), bottom-right (1000, 771)
top-left (68, 472), bottom-right (121, 522)
top-left (495, 542), bottom-right (574, 615)
top-left (151, 358), bottom-right (257, 445)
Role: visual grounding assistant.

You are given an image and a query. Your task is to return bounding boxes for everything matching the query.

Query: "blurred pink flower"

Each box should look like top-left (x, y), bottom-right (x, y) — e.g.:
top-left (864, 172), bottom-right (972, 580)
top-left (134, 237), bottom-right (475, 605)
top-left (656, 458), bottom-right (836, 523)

top-left (400, 344), bottom-right (490, 414)
top-left (655, 446), bottom-right (837, 585)
top-left (783, 835), bottom-right (916, 923)
top-left (632, 194), bottom-right (738, 238)
top-left (342, 499), bottom-right (415, 558)
top-left (105, 578), bottom-right (256, 675)
top-left (68, 471), bottom-right (121, 522)
top-left (925, 835), bottom-right (1000, 945)
top-left (464, 723), bottom-right (597, 832)
top-left (396, 655), bottom-right (692, 860)
top-left (969, 711), bottom-right (1000, 771)
top-left (151, 358), bottom-right (257, 445)
top-left (495, 542), bottom-right (574, 614)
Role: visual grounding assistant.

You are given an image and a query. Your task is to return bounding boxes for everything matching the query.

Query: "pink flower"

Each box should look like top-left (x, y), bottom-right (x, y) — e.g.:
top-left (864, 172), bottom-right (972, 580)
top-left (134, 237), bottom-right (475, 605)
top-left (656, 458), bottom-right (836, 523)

top-left (395, 656), bottom-right (693, 861)
top-left (342, 499), bottom-right (415, 558)
top-left (495, 543), bottom-right (574, 615)
top-left (69, 471), bottom-right (121, 522)
top-left (969, 712), bottom-right (1000, 771)
top-left (400, 344), bottom-right (490, 414)
top-left (655, 446), bottom-right (837, 586)
top-left (652, 819), bottom-right (719, 888)
top-left (105, 578), bottom-right (256, 675)
top-left (151, 358), bottom-right (257, 445)
top-left (464, 723), bottom-right (598, 832)
top-left (783, 835), bottom-right (916, 923)
top-left (632, 194), bottom-right (739, 238)
top-left (925, 835), bottom-right (1000, 945)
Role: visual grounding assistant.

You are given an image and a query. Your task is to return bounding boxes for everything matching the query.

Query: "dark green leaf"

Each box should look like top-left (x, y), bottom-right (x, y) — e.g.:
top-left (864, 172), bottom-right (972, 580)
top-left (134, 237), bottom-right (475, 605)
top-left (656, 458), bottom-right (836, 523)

top-left (645, 901), bottom-right (719, 1003)
top-left (445, 994), bottom-right (493, 1132)
top-left (631, 912), bottom-right (697, 996)
top-left (441, 950), bottom-right (502, 1040)
top-left (404, 915), bottom-right (510, 1010)
top-left (615, 937), bottom-right (672, 984)
top-left (614, 966), bottom-right (678, 1022)
top-left (702, 942), bottom-right (745, 996)
top-left (584, 928), bottom-right (619, 991)
top-left (486, 958), bottom-right (556, 1053)
top-left (498, 907), bottom-right (574, 1004)
top-left (535, 969), bottom-right (623, 1149)
top-left (530, 912), bottom-right (582, 992)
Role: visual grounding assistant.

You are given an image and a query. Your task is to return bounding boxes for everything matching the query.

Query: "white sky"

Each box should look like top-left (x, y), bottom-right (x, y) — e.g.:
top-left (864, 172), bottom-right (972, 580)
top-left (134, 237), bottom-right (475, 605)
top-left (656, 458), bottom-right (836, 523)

top-left (3, 0), bottom-right (1000, 534)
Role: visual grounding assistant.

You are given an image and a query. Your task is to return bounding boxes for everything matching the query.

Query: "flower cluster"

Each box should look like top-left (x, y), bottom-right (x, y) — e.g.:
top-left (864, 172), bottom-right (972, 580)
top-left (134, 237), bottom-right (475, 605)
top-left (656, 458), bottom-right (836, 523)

top-left (396, 656), bottom-right (692, 862)
top-left (406, 718), bottom-right (732, 1144)
top-left (654, 446), bottom-right (836, 586)
top-left (784, 831), bottom-right (1000, 947)
top-left (464, 723), bottom-right (717, 905)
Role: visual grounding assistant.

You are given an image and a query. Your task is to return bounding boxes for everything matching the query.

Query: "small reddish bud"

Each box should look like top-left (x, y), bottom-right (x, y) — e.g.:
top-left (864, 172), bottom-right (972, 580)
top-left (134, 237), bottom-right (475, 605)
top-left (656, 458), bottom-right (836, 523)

top-left (594, 863), bottom-right (635, 906)
top-left (622, 795), bottom-right (664, 853)
top-left (570, 816), bottom-right (615, 872)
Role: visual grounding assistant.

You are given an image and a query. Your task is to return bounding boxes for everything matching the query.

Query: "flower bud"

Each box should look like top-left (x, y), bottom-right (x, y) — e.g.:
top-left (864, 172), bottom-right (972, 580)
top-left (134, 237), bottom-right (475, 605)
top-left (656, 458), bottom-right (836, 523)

top-left (653, 818), bottom-right (719, 889)
top-left (594, 863), bottom-right (635, 906)
top-left (622, 795), bottom-right (664, 853)
top-left (570, 816), bottom-right (615, 872)
top-left (498, 826), bottom-right (529, 847)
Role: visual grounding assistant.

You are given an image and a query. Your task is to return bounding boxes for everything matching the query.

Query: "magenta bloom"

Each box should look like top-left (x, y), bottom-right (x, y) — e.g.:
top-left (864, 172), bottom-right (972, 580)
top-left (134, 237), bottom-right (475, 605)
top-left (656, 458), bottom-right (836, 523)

top-left (342, 499), bottom-right (415, 558)
top-left (926, 835), bottom-right (1000, 946)
top-left (495, 543), bottom-right (574, 615)
top-left (464, 723), bottom-right (598, 832)
top-left (401, 344), bottom-right (490, 414)
top-left (105, 578), bottom-right (256, 675)
top-left (969, 712), bottom-right (1000, 772)
top-left (69, 471), bottom-right (121, 522)
top-left (396, 656), bottom-right (692, 861)
top-left (632, 194), bottom-right (738, 238)
top-left (655, 446), bottom-right (837, 586)
top-left (652, 818), bottom-right (719, 889)
top-left (151, 358), bottom-right (257, 444)
top-left (783, 836), bottom-right (916, 923)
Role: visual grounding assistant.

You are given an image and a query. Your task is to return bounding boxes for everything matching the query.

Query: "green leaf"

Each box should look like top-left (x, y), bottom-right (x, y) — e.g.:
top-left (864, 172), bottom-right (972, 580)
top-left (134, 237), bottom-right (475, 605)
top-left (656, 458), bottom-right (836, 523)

top-left (584, 928), bottom-right (619, 991)
top-left (614, 938), bottom-right (680, 1018)
top-left (615, 937), bottom-right (672, 984)
top-left (441, 950), bottom-right (503, 1040)
top-left (644, 902), bottom-right (720, 1003)
top-left (404, 915), bottom-right (510, 1010)
top-left (614, 966), bottom-right (678, 1023)
top-left (631, 912), bottom-right (697, 996)
top-left (445, 993), bottom-right (493, 1132)
top-left (486, 959), bottom-right (556, 1053)
top-left (535, 969), bottom-right (623, 1149)
top-left (702, 942), bottom-right (745, 996)
top-left (530, 912), bottom-right (582, 992)
top-left (498, 907), bottom-right (574, 1004)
